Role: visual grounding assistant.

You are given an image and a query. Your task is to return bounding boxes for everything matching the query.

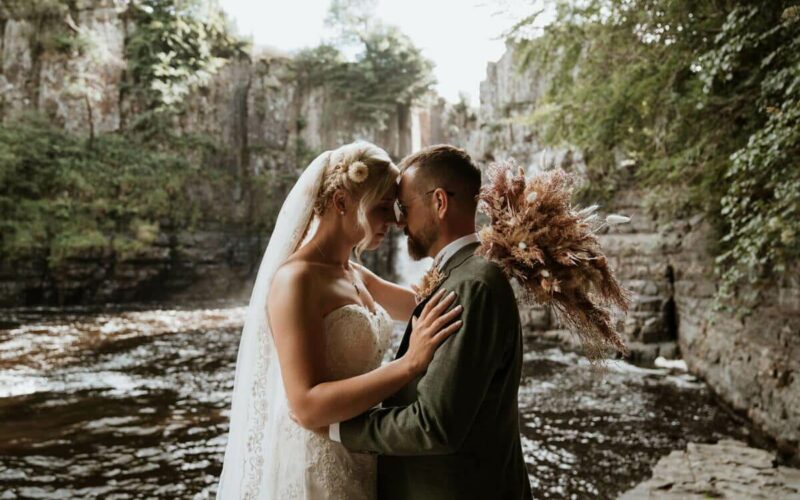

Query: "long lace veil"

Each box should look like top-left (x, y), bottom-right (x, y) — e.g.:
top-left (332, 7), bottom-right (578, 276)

top-left (216, 150), bottom-right (332, 499)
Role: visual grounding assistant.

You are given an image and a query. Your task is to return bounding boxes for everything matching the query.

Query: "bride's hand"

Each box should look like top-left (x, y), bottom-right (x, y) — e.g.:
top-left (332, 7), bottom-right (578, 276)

top-left (404, 289), bottom-right (463, 376)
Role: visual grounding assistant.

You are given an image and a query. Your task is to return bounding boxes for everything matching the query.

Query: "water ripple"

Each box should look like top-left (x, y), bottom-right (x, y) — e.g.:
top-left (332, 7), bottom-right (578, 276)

top-left (0, 307), bottom-right (753, 499)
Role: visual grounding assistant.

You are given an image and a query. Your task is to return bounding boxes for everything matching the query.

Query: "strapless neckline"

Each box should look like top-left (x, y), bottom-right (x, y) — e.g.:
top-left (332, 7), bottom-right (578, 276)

top-left (323, 302), bottom-right (389, 323)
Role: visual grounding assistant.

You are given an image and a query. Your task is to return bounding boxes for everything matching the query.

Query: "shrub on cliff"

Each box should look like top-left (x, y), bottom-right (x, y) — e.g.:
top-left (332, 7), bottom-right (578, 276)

top-left (0, 114), bottom-right (257, 268)
top-left (123, 0), bottom-right (248, 127)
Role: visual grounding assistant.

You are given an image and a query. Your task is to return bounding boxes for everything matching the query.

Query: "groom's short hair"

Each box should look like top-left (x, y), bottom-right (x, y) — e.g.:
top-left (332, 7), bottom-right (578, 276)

top-left (399, 145), bottom-right (481, 211)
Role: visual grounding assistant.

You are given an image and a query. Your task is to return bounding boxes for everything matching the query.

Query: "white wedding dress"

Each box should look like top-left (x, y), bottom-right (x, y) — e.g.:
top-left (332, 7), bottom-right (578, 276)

top-left (302, 303), bottom-right (393, 499)
top-left (222, 302), bottom-right (393, 499)
top-left (216, 146), bottom-right (395, 500)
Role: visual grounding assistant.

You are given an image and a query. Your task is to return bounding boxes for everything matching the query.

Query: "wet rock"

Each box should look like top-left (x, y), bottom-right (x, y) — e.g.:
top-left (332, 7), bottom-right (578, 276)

top-left (619, 440), bottom-right (800, 499)
top-left (625, 341), bottom-right (679, 364)
top-left (640, 316), bottom-right (667, 343)
top-left (520, 304), bottom-right (550, 330)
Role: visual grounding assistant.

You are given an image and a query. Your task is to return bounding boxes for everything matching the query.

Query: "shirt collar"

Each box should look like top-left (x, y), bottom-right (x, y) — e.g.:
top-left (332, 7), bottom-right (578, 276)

top-left (433, 233), bottom-right (480, 270)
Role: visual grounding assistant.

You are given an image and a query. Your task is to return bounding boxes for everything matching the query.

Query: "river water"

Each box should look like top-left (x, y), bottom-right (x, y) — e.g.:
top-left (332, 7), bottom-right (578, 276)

top-left (0, 304), bottom-right (754, 499)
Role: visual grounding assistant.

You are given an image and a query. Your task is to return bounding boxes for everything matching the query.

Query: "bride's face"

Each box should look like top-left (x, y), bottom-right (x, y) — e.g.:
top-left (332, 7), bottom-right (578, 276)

top-left (361, 191), bottom-right (397, 250)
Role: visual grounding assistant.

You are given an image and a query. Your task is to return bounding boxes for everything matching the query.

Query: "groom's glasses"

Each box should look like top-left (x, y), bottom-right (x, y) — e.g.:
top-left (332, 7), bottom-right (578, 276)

top-left (394, 188), bottom-right (456, 223)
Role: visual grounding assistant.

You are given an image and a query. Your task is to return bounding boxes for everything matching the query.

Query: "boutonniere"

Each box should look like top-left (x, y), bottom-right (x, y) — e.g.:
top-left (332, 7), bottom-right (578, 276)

top-left (412, 265), bottom-right (446, 304)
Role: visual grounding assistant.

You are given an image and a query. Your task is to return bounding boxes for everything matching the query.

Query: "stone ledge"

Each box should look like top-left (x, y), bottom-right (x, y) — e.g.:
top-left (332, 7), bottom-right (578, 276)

top-left (523, 328), bottom-right (679, 363)
top-left (619, 440), bottom-right (800, 499)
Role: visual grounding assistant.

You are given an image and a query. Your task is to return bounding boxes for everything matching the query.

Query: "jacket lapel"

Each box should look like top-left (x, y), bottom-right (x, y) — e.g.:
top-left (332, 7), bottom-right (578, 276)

top-left (394, 241), bottom-right (480, 360)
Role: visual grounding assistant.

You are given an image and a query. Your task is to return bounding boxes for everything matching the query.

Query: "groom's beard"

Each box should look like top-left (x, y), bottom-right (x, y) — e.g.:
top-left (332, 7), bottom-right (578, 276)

top-left (406, 225), bottom-right (436, 261)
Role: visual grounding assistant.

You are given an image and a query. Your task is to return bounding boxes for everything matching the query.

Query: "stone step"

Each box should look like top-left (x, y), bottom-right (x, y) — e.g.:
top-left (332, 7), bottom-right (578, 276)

top-left (619, 440), bottom-right (800, 499)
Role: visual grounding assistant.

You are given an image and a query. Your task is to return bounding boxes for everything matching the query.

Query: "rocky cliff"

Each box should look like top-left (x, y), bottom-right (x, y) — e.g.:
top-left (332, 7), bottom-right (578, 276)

top-left (0, 1), bottom-right (408, 306)
top-left (432, 43), bottom-right (800, 456)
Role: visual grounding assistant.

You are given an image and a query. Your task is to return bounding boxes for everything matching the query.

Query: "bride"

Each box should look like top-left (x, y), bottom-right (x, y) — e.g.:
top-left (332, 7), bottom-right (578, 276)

top-left (216, 141), bottom-right (463, 499)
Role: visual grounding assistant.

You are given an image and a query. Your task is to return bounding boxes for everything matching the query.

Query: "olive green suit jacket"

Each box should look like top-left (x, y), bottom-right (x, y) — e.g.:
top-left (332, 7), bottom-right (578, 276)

top-left (340, 242), bottom-right (532, 499)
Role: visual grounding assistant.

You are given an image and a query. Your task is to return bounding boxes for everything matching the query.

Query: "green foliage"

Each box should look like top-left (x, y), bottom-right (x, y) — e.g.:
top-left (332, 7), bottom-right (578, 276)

top-left (292, 0), bottom-right (435, 129)
top-left (512, 1), bottom-right (800, 305)
top-left (293, 137), bottom-right (319, 168)
top-left (0, 114), bottom-right (241, 267)
top-left (123, 0), bottom-right (248, 122)
top-left (326, 0), bottom-right (378, 45)
top-left (46, 32), bottom-right (87, 54)
top-left (712, 6), bottom-right (800, 303)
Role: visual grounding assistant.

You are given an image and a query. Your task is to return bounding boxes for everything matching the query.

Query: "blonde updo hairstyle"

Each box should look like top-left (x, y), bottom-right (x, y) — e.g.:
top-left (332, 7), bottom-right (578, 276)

top-left (313, 141), bottom-right (399, 259)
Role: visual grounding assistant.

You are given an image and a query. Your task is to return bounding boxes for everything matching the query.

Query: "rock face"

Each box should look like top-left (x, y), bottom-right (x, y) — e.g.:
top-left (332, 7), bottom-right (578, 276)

top-left (619, 440), bottom-right (800, 499)
top-left (669, 220), bottom-right (800, 457)
top-left (0, 3), bottom-right (409, 306)
top-left (436, 42), bottom-right (800, 456)
top-left (0, 228), bottom-right (264, 306)
top-left (1, 1), bottom-right (126, 135)
top-left (422, 44), bottom-right (584, 172)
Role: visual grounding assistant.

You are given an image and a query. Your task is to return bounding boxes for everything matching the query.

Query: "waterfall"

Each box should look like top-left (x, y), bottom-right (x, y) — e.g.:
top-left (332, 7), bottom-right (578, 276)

top-left (392, 234), bottom-right (433, 287)
top-left (391, 108), bottom-right (428, 287)
top-left (410, 107), bottom-right (422, 153)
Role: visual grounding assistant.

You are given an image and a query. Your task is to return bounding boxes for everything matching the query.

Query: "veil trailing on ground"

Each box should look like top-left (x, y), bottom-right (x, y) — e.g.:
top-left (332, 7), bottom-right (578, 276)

top-left (216, 150), bottom-right (332, 499)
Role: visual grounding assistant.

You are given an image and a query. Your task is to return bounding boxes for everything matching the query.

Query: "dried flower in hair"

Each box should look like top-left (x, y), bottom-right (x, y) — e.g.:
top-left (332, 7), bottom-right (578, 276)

top-left (476, 160), bottom-right (631, 362)
top-left (348, 161), bottom-right (369, 183)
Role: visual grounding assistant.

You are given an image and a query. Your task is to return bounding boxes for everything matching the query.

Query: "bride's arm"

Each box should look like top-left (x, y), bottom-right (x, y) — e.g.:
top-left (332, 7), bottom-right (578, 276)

top-left (269, 263), bottom-right (461, 430)
top-left (352, 262), bottom-right (416, 321)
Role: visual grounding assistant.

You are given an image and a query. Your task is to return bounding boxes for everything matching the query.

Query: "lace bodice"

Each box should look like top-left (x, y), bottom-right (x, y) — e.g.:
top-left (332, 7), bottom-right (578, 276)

top-left (322, 303), bottom-right (393, 380)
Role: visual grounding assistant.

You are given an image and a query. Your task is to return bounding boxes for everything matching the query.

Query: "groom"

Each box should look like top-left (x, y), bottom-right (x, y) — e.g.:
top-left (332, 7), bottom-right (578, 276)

top-left (328, 145), bottom-right (532, 499)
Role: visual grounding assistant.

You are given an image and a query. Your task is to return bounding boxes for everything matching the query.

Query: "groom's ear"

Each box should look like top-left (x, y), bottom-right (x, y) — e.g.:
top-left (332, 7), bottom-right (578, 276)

top-left (434, 189), bottom-right (449, 219)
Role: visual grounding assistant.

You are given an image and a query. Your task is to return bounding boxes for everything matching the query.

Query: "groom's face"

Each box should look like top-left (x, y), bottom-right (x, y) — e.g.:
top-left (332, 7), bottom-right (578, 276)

top-left (397, 166), bottom-right (438, 261)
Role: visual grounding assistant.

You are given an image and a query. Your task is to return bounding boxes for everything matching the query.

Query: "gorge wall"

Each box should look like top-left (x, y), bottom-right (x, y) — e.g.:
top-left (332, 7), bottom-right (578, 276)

top-left (0, 1), bottom-right (408, 306)
top-left (432, 43), bottom-right (800, 456)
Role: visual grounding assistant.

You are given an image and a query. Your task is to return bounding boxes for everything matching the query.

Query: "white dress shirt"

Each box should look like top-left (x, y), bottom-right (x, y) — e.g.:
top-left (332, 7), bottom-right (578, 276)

top-left (431, 233), bottom-right (480, 270)
top-left (329, 233), bottom-right (480, 442)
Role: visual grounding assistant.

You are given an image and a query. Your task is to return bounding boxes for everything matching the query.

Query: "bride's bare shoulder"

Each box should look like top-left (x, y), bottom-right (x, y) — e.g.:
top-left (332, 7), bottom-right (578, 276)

top-left (272, 252), bottom-right (341, 296)
top-left (272, 258), bottom-right (320, 291)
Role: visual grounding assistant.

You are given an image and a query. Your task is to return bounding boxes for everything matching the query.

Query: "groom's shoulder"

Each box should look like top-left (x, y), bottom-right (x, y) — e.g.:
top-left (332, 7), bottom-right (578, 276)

top-left (451, 253), bottom-right (512, 294)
